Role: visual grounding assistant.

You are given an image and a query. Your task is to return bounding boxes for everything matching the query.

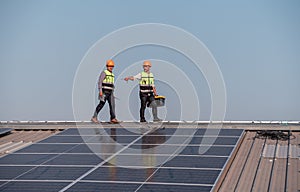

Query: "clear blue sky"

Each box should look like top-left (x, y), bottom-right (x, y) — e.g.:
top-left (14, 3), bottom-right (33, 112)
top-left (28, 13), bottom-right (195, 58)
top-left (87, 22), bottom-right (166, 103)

top-left (1, 0), bottom-right (299, 121)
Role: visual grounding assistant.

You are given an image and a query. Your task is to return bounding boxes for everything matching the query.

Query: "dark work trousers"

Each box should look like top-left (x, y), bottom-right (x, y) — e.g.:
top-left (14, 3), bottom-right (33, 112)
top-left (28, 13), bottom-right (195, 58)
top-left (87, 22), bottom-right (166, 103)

top-left (93, 90), bottom-right (116, 120)
top-left (139, 92), bottom-right (158, 121)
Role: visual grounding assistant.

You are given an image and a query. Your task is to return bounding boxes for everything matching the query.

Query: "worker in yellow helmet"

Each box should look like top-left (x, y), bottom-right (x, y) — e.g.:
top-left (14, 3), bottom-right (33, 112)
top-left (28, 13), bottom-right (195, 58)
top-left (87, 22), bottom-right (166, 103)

top-left (124, 60), bottom-right (162, 123)
top-left (91, 60), bottom-right (119, 124)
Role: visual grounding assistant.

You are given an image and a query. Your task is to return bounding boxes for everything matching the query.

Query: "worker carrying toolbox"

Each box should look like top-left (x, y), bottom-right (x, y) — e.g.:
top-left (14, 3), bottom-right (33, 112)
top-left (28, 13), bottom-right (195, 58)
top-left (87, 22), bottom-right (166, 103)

top-left (124, 60), bottom-right (165, 123)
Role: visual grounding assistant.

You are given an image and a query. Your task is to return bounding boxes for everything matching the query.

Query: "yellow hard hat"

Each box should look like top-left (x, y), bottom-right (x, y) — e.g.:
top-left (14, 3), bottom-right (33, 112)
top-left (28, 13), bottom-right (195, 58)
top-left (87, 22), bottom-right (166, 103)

top-left (106, 60), bottom-right (115, 67)
top-left (143, 60), bottom-right (152, 67)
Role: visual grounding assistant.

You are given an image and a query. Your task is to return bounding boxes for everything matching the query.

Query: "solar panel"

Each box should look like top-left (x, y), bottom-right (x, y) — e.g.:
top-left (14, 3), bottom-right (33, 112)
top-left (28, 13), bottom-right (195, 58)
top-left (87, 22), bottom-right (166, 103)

top-left (0, 128), bottom-right (12, 136)
top-left (0, 127), bottom-right (244, 192)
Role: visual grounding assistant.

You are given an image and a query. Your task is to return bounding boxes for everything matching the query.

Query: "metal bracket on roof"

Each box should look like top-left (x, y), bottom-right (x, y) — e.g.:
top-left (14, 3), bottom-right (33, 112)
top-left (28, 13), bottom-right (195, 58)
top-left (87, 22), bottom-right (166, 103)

top-left (262, 144), bottom-right (299, 159)
top-left (262, 144), bottom-right (276, 158)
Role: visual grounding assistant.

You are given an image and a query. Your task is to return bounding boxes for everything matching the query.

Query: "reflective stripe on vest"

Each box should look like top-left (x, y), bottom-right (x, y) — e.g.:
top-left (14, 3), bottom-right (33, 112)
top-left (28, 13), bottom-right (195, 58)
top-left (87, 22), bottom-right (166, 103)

top-left (102, 70), bottom-right (114, 90)
top-left (139, 71), bottom-right (154, 93)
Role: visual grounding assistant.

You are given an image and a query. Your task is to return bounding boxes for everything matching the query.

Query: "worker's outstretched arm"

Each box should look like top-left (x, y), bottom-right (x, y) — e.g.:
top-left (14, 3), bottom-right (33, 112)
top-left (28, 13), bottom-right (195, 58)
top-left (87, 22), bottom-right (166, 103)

top-left (124, 73), bottom-right (141, 82)
top-left (124, 76), bottom-right (134, 81)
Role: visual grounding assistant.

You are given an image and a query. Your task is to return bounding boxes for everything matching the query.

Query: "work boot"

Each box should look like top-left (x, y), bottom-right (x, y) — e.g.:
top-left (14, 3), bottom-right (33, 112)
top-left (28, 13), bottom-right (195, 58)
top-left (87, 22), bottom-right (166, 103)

top-left (140, 119), bottom-right (147, 123)
top-left (110, 118), bottom-right (119, 124)
top-left (91, 117), bottom-right (100, 124)
top-left (153, 118), bottom-right (162, 122)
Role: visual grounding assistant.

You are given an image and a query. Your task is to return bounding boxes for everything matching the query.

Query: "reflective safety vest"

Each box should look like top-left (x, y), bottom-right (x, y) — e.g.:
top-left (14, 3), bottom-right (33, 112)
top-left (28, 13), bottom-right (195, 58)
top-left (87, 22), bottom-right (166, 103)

top-left (102, 70), bottom-right (114, 91)
top-left (139, 71), bottom-right (154, 93)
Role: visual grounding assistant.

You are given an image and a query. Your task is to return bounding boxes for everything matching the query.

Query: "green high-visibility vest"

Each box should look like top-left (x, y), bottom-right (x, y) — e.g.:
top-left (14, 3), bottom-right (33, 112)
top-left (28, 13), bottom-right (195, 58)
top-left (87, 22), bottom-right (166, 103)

top-left (102, 70), bottom-right (114, 91)
top-left (139, 71), bottom-right (154, 93)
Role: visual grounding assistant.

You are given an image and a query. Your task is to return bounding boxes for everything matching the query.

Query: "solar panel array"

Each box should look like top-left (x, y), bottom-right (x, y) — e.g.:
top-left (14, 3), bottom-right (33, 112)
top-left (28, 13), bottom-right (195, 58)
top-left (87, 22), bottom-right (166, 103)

top-left (0, 126), bottom-right (243, 192)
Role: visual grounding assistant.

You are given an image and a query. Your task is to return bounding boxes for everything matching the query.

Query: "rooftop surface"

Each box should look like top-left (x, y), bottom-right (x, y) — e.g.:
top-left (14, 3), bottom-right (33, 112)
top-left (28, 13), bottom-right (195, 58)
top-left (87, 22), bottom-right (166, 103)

top-left (0, 122), bottom-right (299, 192)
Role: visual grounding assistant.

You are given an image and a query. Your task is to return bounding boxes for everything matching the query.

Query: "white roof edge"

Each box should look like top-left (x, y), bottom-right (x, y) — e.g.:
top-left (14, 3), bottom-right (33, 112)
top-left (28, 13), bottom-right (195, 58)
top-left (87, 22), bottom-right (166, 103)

top-left (0, 120), bottom-right (299, 124)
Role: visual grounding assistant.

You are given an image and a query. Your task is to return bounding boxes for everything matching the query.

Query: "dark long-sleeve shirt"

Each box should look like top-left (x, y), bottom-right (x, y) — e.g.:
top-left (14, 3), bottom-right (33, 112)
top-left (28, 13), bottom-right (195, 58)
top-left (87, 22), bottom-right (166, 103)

top-left (98, 71), bottom-right (106, 91)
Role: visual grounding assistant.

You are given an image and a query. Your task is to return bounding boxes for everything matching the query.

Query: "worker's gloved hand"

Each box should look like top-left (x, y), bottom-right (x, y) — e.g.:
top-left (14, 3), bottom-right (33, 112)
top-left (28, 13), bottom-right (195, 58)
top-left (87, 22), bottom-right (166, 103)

top-left (99, 91), bottom-right (103, 97)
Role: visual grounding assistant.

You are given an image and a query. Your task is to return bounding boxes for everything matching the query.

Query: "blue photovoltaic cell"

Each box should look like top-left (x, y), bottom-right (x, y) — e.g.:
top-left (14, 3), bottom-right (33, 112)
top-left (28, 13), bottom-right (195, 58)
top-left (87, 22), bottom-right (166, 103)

top-left (0, 166), bottom-right (34, 179)
top-left (38, 136), bottom-right (92, 143)
top-left (65, 144), bottom-right (95, 153)
top-left (18, 167), bottom-right (91, 180)
top-left (56, 128), bottom-right (81, 135)
top-left (104, 128), bottom-right (144, 136)
top-left (102, 127), bottom-right (176, 136)
top-left (189, 136), bottom-right (240, 145)
top-left (103, 127), bottom-right (171, 136)
top-left (219, 129), bottom-right (243, 136)
top-left (58, 127), bottom-right (243, 137)
top-left (159, 127), bottom-right (191, 135)
top-left (0, 181), bottom-right (69, 192)
top-left (195, 128), bottom-right (243, 136)
top-left (67, 182), bottom-right (212, 192)
top-left (83, 166), bottom-right (150, 182)
top-left (162, 156), bottom-right (228, 169)
top-left (15, 144), bottom-right (77, 153)
top-left (124, 144), bottom-right (183, 154)
top-left (133, 137), bottom-right (239, 148)
top-left (57, 128), bottom-right (120, 136)
top-left (44, 154), bottom-right (102, 165)
top-left (0, 154), bottom-right (56, 165)
top-left (126, 144), bottom-right (146, 149)
top-left (139, 184), bottom-right (212, 192)
top-left (134, 135), bottom-right (167, 145)
top-left (180, 146), bottom-right (234, 156)
top-left (87, 135), bottom-right (139, 144)
top-left (66, 143), bottom-right (124, 154)
top-left (151, 169), bottom-right (220, 184)
top-left (58, 128), bottom-right (151, 136)
top-left (66, 182), bottom-right (140, 192)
